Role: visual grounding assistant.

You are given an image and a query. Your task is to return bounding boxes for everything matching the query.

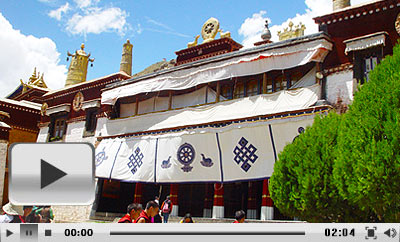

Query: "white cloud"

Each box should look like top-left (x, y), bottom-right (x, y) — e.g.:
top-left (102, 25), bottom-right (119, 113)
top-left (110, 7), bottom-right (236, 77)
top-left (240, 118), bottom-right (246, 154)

top-left (239, 0), bottom-right (371, 48)
top-left (238, 11), bottom-right (271, 48)
top-left (135, 23), bottom-right (143, 34)
top-left (73, 0), bottom-right (99, 9)
top-left (66, 7), bottom-right (128, 36)
top-left (0, 13), bottom-right (67, 97)
top-left (48, 2), bottom-right (70, 21)
top-left (46, 1), bottom-right (129, 37)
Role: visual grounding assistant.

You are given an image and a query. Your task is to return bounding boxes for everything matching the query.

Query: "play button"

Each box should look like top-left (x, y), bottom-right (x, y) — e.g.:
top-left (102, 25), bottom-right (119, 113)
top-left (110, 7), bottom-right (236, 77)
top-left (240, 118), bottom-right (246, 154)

top-left (6, 229), bottom-right (13, 237)
top-left (9, 143), bottom-right (95, 205)
top-left (41, 159), bottom-right (67, 189)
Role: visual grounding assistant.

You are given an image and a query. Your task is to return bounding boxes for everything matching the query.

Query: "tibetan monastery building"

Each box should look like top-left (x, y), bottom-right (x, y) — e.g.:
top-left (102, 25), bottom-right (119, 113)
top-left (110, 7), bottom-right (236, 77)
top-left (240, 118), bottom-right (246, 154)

top-left (94, 19), bottom-right (330, 220)
top-left (32, 0), bottom-right (400, 221)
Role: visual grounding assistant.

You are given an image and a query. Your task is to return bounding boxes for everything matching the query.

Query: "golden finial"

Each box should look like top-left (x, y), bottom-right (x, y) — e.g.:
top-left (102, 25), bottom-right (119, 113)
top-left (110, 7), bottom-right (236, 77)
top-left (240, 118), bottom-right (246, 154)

top-left (218, 29), bottom-right (231, 39)
top-left (120, 39), bottom-right (133, 76)
top-left (187, 35), bottom-right (200, 48)
top-left (65, 43), bottom-right (95, 87)
top-left (277, 21), bottom-right (306, 41)
top-left (28, 67), bottom-right (38, 84)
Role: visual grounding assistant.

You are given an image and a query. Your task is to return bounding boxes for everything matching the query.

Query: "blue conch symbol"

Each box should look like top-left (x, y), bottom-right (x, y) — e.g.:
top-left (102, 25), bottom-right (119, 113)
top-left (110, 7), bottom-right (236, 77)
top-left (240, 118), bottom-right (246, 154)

top-left (200, 154), bottom-right (213, 167)
top-left (95, 147), bottom-right (108, 167)
top-left (161, 156), bottom-right (172, 169)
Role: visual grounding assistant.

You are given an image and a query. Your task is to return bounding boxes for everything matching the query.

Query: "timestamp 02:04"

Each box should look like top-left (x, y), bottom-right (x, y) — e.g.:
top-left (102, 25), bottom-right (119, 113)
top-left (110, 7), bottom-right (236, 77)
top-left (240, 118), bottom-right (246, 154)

top-left (325, 228), bottom-right (355, 237)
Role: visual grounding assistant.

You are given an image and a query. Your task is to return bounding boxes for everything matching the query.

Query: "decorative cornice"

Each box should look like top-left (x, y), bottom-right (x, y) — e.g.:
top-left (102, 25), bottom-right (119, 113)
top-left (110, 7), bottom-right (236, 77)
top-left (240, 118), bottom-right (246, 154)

top-left (0, 102), bottom-right (41, 114)
top-left (10, 125), bottom-right (38, 133)
top-left (314, 0), bottom-right (400, 25)
top-left (324, 63), bottom-right (354, 75)
top-left (66, 116), bottom-right (86, 123)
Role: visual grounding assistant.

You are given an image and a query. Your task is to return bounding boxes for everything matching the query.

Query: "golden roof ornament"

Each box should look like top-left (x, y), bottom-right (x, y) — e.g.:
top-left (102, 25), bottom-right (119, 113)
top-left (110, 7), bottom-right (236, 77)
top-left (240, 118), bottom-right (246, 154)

top-left (187, 35), bottom-right (200, 48)
top-left (277, 21), bottom-right (306, 41)
top-left (65, 43), bottom-right (95, 87)
top-left (20, 68), bottom-right (48, 93)
top-left (187, 17), bottom-right (233, 48)
top-left (201, 17), bottom-right (220, 43)
top-left (120, 39), bottom-right (133, 76)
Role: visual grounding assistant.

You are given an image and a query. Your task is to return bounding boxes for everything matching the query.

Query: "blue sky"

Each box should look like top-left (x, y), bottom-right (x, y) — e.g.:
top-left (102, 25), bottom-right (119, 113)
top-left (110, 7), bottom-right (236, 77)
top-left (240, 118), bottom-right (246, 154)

top-left (0, 0), bottom-right (370, 96)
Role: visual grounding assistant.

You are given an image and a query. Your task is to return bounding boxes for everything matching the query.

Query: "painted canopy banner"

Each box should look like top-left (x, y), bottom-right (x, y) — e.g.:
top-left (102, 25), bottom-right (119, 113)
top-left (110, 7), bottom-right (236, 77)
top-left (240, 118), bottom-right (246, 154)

top-left (98, 84), bottom-right (320, 137)
top-left (101, 38), bottom-right (332, 105)
top-left (95, 116), bottom-right (315, 183)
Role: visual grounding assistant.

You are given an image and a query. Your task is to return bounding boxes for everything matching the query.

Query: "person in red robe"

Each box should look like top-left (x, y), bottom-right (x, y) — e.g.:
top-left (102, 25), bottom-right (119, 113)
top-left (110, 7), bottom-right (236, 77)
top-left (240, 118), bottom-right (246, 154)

top-left (118, 203), bottom-right (143, 223)
top-left (233, 210), bottom-right (246, 223)
top-left (135, 201), bottom-right (159, 223)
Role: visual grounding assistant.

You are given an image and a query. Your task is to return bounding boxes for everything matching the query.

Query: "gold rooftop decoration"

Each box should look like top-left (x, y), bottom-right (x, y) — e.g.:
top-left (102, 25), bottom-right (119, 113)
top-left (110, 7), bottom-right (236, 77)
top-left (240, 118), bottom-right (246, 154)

top-left (333, 0), bottom-right (350, 11)
top-left (120, 39), bottom-right (133, 76)
top-left (277, 21), bottom-right (306, 41)
top-left (65, 43), bottom-right (94, 87)
top-left (187, 17), bottom-right (232, 48)
top-left (20, 68), bottom-right (48, 93)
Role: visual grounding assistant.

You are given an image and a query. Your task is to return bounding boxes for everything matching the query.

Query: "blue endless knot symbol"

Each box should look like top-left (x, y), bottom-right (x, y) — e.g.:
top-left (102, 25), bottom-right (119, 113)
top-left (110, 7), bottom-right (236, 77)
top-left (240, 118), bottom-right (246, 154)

top-left (233, 137), bottom-right (258, 172)
top-left (127, 147), bottom-right (144, 175)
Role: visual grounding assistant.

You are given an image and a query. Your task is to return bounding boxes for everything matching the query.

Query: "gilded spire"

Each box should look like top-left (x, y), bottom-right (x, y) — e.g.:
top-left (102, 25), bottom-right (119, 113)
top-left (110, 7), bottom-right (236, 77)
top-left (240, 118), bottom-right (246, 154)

top-left (28, 67), bottom-right (38, 83)
top-left (277, 21), bottom-right (306, 41)
top-left (65, 43), bottom-right (95, 87)
top-left (21, 67), bottom-right (49, 93)
top-left (119, 39), bottom-right (133, 76)
top-left (333, 0), bottom-right (350, 11)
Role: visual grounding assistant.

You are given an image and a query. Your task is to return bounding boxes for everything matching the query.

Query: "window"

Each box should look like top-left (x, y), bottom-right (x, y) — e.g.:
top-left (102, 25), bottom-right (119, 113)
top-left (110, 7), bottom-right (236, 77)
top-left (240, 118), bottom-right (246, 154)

top-left (353, 47), bottom-right (382, 84)
top-left (49, 115), bottom-right (67, 142)
top-left (275, 76), bottom-right (283, 92)
top-left (246, 80), bottom-right (259, 97)
top-left (54, 119), bottom-right (66, 138)
top-left (364, 56), bottom-right (378, 82)
top-left (233, 82), bottom-right (245, 99)
top-left (221, 85), bottom-right (233, 100)
top-left (84, 108), bottom-right (98, 136)
top-left (290, 72), bottom-right (302, 88)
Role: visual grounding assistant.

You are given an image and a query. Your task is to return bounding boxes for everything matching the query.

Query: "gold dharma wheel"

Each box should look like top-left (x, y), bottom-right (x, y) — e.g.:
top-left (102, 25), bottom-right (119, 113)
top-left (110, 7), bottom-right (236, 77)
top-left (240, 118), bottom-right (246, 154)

top-left (201, 17), bottom-right (220, 43)
top-left (395, 13), bottom-right (400, 35)
top-left (72, 91), bottom-right (84, 112)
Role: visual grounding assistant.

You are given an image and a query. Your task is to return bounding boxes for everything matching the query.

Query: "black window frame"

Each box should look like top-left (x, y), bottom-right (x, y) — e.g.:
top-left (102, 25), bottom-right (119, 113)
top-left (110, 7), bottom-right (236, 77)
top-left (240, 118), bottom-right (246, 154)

top-left (48, 112), bottom-right (68, 142)
top-left (84, 108), bottom-right (98, 137)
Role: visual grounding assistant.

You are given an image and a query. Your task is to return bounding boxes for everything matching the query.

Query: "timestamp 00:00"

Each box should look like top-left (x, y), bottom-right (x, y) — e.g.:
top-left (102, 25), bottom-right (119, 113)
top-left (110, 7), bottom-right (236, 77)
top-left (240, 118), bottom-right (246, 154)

top-left (64, 228), bottom-right (94, 237)
top-left (325, 228), bottom-right (355, 237)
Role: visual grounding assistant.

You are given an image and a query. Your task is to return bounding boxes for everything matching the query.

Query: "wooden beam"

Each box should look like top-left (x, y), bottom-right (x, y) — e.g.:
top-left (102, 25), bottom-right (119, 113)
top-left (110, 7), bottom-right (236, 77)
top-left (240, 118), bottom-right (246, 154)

top-left (168, 91), bottom-right (173, 110)
top-left (135, 97), bottom-right (139, 115)
top-left (216, 82), bottom-right (221, 102)
top-left (262, 73), bottom-right (267, 94)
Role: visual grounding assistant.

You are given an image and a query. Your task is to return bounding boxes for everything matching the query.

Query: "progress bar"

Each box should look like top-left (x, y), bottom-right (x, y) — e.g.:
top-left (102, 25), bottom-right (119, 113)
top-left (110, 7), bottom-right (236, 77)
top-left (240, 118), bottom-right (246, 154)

top-left (110, 231), bottom-right (306, 236)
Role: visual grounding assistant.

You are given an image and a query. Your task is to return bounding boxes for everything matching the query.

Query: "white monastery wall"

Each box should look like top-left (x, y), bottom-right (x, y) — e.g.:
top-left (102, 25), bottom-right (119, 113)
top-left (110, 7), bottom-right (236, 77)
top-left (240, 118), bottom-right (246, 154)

top-left (326, 70), bottom-right (354, 105)
top-left (37, 126), bottom-right (49, 142)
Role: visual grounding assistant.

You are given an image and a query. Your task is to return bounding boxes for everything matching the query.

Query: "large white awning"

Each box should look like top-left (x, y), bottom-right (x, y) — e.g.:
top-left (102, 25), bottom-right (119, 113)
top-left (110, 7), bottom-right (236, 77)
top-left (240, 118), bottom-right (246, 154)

top-left (97, 84), bottom-right (320, 137)
top-left (95, 115), bottom-right (316, 183)
top-left (101, 38), bottom-right (332, 105)
top-left (344, 32), bottom-right (387, 55)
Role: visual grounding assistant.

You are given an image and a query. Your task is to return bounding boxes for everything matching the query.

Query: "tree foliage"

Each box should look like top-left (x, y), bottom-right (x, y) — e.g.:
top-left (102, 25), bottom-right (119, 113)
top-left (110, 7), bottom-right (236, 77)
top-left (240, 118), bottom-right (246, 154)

top-left (270, 113), bottom-right (368, 222)
top-left (334, 44), bottom-right (400, 222)
top-left (270, 44), bottom-right (400, 222)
